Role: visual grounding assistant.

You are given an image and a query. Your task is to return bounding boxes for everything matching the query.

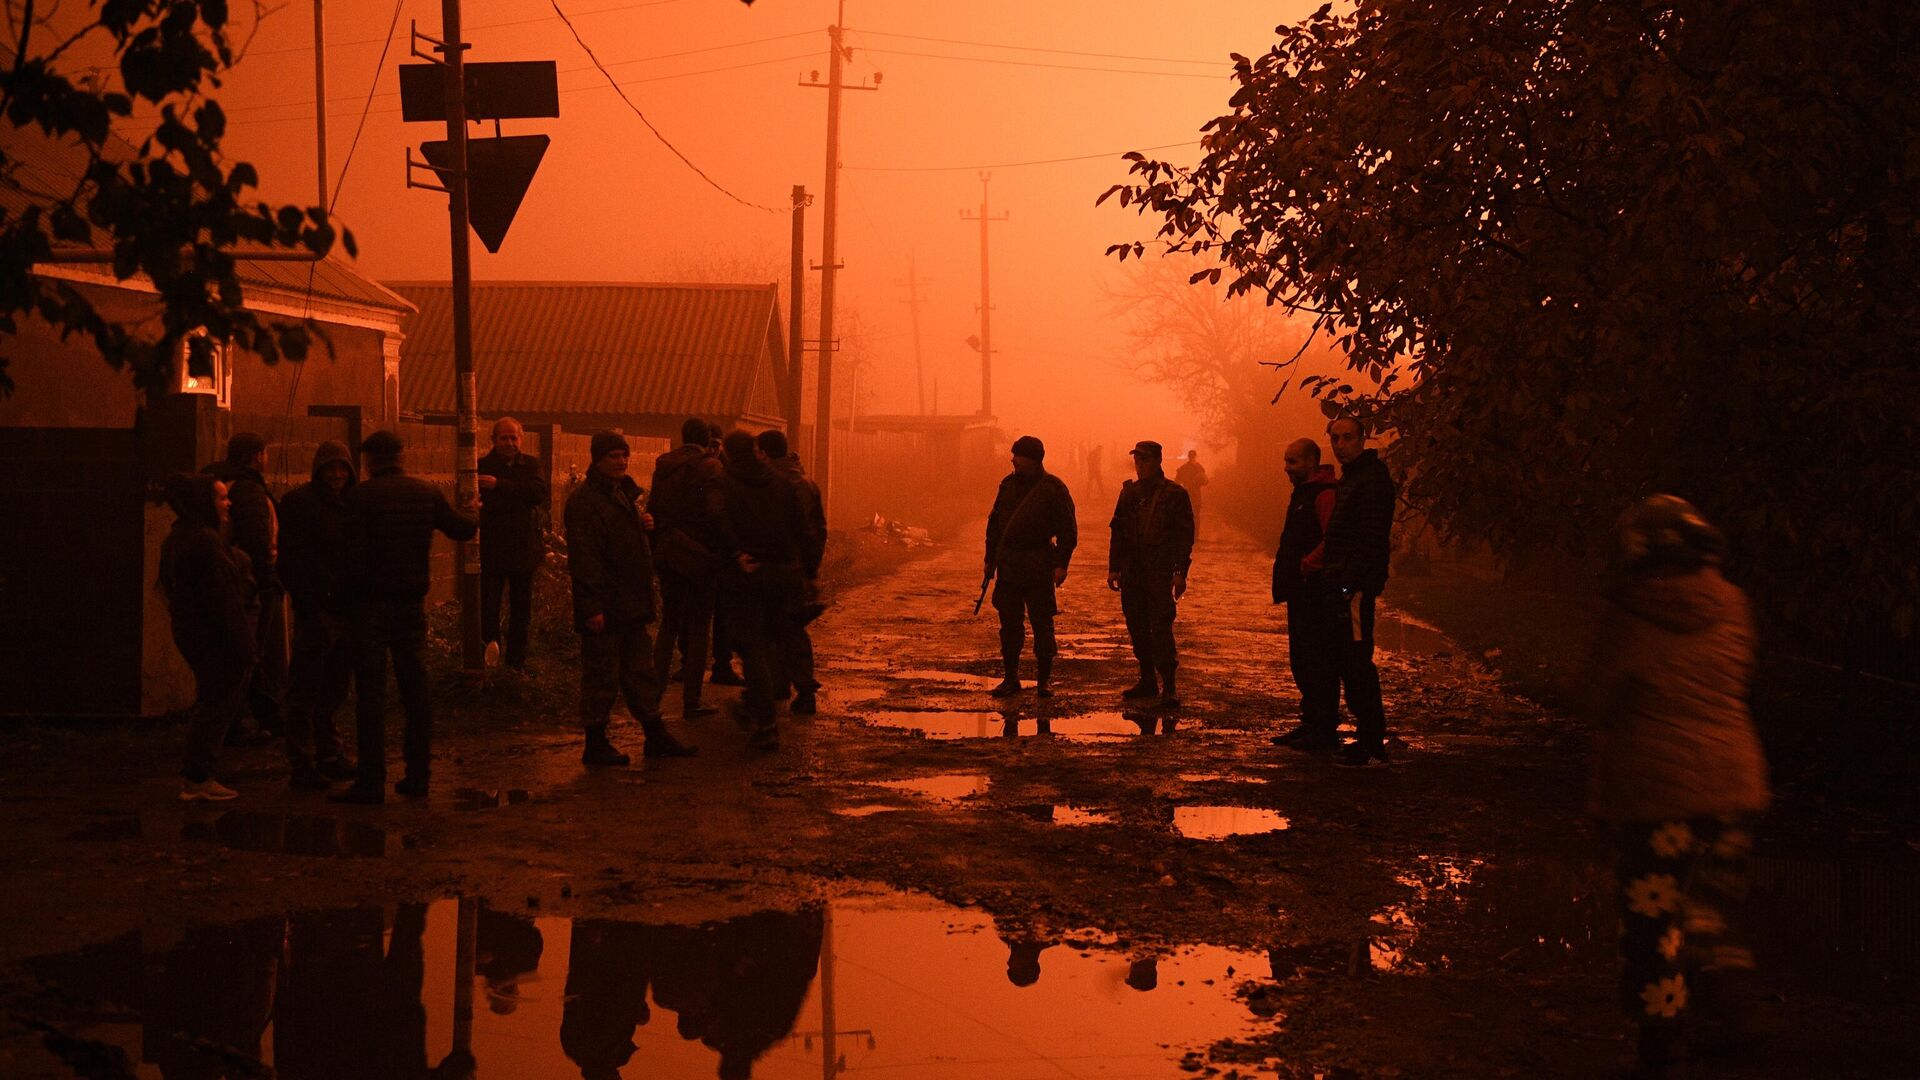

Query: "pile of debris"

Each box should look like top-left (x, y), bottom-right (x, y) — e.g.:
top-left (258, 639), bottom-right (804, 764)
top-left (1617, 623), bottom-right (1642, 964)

top-left (866, 513), bottom-right (935, 548)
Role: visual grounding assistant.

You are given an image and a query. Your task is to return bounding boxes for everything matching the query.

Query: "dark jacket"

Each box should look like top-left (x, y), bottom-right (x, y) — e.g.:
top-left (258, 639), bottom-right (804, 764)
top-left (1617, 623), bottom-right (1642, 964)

top-left (986, 470), bottom-right (1077, 589)
top-left (159, 476), bottom-right (258, 669)
top-left (714, 456), bottom-right (807, 598)
top-left (563, 469), bottom-right (656, 631)
top-left (1322, 449), bottom-right (1396, 595)
top-left (478, 448), bottom-right (548, 575)
top-left (649, 443), bottom-right (727, 549)
top-left (1272, 464), bottom-right (1337, 603)
top-left (203, 459), bottom-right (279, 592)
top-left (768, 454), bottom-right (828, 579)
top-left (344, 465), bottom-right (479, 605)
top-left (1107, 471), bottom-right (1195, 577)
top-left (278, 441), bottom-right (357, 615)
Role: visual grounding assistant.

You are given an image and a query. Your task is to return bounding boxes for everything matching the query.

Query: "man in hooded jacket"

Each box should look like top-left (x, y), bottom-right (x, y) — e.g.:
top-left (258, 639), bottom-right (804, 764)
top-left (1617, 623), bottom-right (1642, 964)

top-left (277, 440), bottom-right (360, 788)
top-left (203, 431), bottom-right (286, 741)
top-left (712, 430), bottom-right (813, 750)
top-left (159, 473), bottom-right (258, 802)
top-left (756, 428), bottom-right (827, 714)
top-left (647, 417), bottom-right (727, 718)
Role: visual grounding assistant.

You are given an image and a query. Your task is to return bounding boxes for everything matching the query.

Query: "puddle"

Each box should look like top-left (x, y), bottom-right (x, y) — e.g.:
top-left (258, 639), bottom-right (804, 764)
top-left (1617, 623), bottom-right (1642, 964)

top-left (1373, 613), bottom-right (1451, 656)
top-left (833, 805), bottom-right (905, 818)
top-left (887, 669), bottom-right (1004, 688)
top-left (1178, 772), bottom-right (1267, 785)
top-left (860, 710), bottom-right (1144, 740)
top-left (1174, 807), bottom-right (1293, 841)
top-left (24, 897), bottom-right (1280, 1079)
top-left (452, 788), bottom-right (531, 811)
top-left (872, 773), bottom-right (990, 802)
top-left (1012, 804), bottom-right (1118, 827)
top-left (181, 811), bottom-right (396, 858)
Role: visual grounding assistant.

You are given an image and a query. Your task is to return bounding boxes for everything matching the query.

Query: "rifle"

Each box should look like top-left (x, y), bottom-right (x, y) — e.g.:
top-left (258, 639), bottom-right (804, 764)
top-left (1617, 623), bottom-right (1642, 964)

top-left (973, 571), bottom-right (991, 616)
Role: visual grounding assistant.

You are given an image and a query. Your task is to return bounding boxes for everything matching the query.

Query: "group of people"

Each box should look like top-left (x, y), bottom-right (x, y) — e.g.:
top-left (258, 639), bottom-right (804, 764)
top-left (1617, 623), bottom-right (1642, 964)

top-left (157, 415), bottom-right (825, 804)
top-left (982, 419), bottom-right (1396, 765)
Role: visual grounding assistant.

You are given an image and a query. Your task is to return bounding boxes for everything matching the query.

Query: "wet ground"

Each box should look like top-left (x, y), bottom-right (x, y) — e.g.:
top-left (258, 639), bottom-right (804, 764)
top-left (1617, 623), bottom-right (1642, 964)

top-left (1, 517), bottom-right (1915, 1077)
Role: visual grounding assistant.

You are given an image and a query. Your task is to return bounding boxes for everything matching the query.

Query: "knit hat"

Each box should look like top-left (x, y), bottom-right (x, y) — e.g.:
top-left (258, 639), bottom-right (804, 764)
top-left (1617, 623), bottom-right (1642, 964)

top-left (1010, 435), bottom-right (1045, 462)
top-left (590, 431), bottom-right (630, 462)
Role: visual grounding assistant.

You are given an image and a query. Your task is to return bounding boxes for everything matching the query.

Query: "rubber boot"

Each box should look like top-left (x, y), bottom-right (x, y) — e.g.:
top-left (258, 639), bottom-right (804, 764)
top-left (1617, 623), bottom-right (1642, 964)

top-left (1157, 666), bottom-right (1180, 709)
top-left (641, 715), bottom-right (698, 758)
top-left (582, 726), bottom-right (631, 767)
top-left (1034, 655), bottom-right (1054, 699)
top-left (990, 653), bottom-right (1021, 697)
top-left (1120, 662), bottom-right (1158, 699)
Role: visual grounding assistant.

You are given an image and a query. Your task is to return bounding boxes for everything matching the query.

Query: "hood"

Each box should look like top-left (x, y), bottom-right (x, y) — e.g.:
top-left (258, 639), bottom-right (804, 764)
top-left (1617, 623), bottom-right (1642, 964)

top-left (772, 454), bottom-right (808, 480)
top-left (1609, 567), bottom-right (1744, 634)
top-left (310, 440), bottom-right (357, 487)
top-left (725, 455), bottom-right (775, 487)
top-left (655, 442), bottom-right (710, 481)
top-left (164, 473), bottom-right (222, 531)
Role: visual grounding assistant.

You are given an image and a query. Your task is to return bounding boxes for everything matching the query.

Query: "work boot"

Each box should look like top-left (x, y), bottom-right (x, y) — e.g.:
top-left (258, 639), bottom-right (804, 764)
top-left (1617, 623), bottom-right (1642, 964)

top-left (288, 761), bottom-right (332, 791)
top-left (640, 716), bottom-right (698, 758)
top-left (1120, 664), bottom-right (1158, 699)
top-left (1034, 657), bottom-right (1054, 699)
top-left (394, 774), bottom-right (430, 798)
top-left (990, 656), bottom-right (1022, 697)
top-left (1156, 668), bottom-right (1180, 709)
top-left (1335, 742), bottom-right (1390, 768)
top-left (791, 689), bottom-right (818, 715)
top-left (710, 663), bottom-right (746, 687)
top-left (681, 693), bottom-right (719, 719)
top-left (581, 728), bottom-right (631, 767)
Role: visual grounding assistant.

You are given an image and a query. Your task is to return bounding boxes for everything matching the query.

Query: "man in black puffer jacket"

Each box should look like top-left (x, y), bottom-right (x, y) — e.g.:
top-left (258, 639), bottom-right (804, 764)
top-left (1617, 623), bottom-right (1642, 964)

top-left (330, 430), bottom-right (478, 804)
top-left (712, 430), bottom-right (810, 750)
top-left (647, 417), bottom-right (727, 718)
top-left (203, 432), bottom-right (286, 742)
top-left (1321, 417), bottom-right (1398, 767)
top-left (277, 440), bottom-right (360, 788)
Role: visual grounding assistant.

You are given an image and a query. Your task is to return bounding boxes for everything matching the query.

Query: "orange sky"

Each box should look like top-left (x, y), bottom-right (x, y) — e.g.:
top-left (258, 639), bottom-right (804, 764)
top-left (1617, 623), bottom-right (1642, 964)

top-left (191, 0), bottom-right (1318, 452)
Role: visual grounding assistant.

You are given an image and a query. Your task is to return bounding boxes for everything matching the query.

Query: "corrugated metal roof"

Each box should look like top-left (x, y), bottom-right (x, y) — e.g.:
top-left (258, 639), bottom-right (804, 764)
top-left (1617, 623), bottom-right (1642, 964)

top-left (392, 282), bottom-right (786, 421)
top-left (5, 118), bottom-right (410, 314)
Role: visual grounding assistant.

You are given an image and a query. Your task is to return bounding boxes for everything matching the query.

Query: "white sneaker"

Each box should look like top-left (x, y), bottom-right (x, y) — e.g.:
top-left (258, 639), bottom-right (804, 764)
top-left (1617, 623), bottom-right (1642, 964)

top-left (484, 641), bottom-right (502, 668)
top-left (180, 778), bottom-right (238, 802)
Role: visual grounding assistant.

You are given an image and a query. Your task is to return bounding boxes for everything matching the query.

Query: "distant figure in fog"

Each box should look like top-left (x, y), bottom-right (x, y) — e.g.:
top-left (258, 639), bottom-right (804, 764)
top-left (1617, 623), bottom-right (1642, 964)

top-left (713, 430), bottom-right (816, 751)
top-left (566, 431), bottom-right (698, 765)
top-left (477, 416), bottom-right (548, 671)
top-left (1086, 444), bottom-right (1108, 499)
top-left (330, 430), bottom-right (479, 805)
top-left (277, 440), bottom-right (361, 789)
top-left (202, 431), bottom-right (285, 745)
top-left (1321, 417), bottom-right (1397, 767)
top-left (159, 473), bottom-right (257, 802)
top-left (1107, 440), bottom-right (1196, 709)
top-left (984, 435), bottom-right (1078, 698)
top-left (1175, 449), bottom-right (1209, 516)
top-left (1271, 438), bottom-right (1341, 750)
top-left (650, 417), bottom-right (728, 718)
top-left (758, 429), bottom-right (828, 715)
top-left (1586, 495), bottom-right (1770, 1078)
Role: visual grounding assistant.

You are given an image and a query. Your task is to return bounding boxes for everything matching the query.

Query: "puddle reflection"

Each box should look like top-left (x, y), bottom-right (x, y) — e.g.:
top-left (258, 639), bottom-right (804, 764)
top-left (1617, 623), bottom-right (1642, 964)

top-left (872, 774), bottom-right (990, 802)
top-left (860, 710), bottom-right (1144, 741)
top-left (1173, 807), bottom-right (1292, 841)
top-left (26, 898), bottom-right (1280, 1079)
top-left (452, 788), bottom-right (531, 811)
top-left (887, 669), bottom-right (1003, 688)
top-left (181, 810), bottom-right (394, 858)
top-left (1012, 804), bottom-right (1118, 827)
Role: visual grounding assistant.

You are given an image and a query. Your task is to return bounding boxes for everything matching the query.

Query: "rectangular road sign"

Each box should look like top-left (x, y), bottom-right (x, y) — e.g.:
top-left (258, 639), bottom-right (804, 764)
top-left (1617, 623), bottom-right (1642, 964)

top-left (400, 61), bottom-right (560, 123)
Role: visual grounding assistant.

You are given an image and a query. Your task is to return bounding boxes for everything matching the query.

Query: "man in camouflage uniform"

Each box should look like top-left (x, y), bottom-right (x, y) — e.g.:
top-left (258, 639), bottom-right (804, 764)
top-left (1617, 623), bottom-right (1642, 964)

top-left (1106, 440), bottom-right (1195, 709)
top-left (984, 435), bottom-right (1077, 698)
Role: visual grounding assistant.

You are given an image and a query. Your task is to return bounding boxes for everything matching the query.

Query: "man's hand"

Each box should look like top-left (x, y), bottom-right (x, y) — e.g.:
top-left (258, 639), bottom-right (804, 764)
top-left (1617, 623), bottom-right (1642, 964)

top-left (738, 553), bottom-right (761, 573)
top-left (585, 614), bottom-right (606, 633)
top-left (1052, 567), bottom-right (1069, 587)
top-left (640, 512), bottom-right (655, 530)
top-left (1106, 572), bottom-right (1122, 591)
top-left (1173, 571), bottom-right (1188, 599)
top-left (478, 474), bottom-right (498, 491)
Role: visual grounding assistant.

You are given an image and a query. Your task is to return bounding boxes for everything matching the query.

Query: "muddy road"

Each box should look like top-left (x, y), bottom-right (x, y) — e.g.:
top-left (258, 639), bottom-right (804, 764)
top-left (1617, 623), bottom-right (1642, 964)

top-left (1, 517), bottom-right (1911, 1078)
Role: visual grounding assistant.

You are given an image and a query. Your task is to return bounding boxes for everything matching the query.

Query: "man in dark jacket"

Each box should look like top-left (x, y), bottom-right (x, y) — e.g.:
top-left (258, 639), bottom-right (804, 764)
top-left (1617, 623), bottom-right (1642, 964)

top-left (567, 431), bottom-right (698, 765)
top-left (1321, 417), bottom-right (1398, 766)
top-left (1271, 438), bottom-right (1342, 750)
top-left (705, 420), bottom-right (747, 687)
top-left (757, 429), bottom-right (827, 714)
top-left (984, 435), bottom-right (1077, 698)
top-left (1175, 450), bottom-right (1209, 517)
top-left (648, 417), bottom-right (728, 718)
top-left (330, 430), bottom-right (479, 804)
top-left (277, 440), bottom-right (360, 788)
top-left (1106, 440), bottom-right (1196, 710)
top-left (477, 417), bottom-right (548, 670)
top-left (713, 430), bottom-right (810, 750)
top-left (203, 431), bottom-right (285, 742)
top-left (160, 474), bottom-right (258, 802)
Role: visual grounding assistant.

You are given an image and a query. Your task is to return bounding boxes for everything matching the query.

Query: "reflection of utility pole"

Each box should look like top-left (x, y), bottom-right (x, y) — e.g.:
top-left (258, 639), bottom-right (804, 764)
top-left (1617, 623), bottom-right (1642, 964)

top-left (440, 896), bottom-right (479, 1077)
top-left (959, 172), bottom-right (1007, 417)
top-left (896, 250), bottom-right (928, 415)
top-left (791, 905), bottom-right (875, 1078)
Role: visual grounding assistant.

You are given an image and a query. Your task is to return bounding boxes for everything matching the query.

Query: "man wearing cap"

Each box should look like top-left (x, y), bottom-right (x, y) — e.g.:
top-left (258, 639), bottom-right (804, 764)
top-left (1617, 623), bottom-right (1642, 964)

top-left (203, 431), bottom-right (286, 743)
top-left (1106, 440), bottom-right (1196, 708)
top-left (984, 435), bottom-right (1077, 697)
top-left (565, 431), bottom-right (698, 766)
top-left (477, 417), bottom-right (548, 671)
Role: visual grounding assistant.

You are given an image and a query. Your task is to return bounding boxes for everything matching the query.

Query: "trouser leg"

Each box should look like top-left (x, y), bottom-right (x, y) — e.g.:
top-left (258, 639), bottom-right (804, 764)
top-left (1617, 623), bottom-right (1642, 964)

top-left (480, 572), bottom-right (505, 646)
top-left (182, 656), bottom-right (251, 783)
top-left (310, 614), bottom-right (354, 762)
top-left (505, 572), bottom-right (533, 667)
top-left (579, 631), bottom-right (619, 730)
top-left (352, 612), bottom-right (390, 787)
top-left (1288, 594), bottom-right (1339, 734)
top-left (728, 597), bottom-right (776, 726)
top-left (248, 588), bottom-right (288, 733)
top-left (1031, 601), bottom-right (1056, 685)
top-left (1125, 572), bottom-right (1178, 675)
top-left (389, 605), bottom-right (433, 780)
top-left (284, 603), bottom-right (325, 765)
top-left (1340, 592), bottom-right (1385, 749)
top-left (652, 572), bottom-right (685, 709)
top-left (614, 623), bottom-right (662, 722)
top-left (1120, 583), bottom-right (1152, 671)
top-left (685, 576), bottom-right (718, 688)
top-left (995, 596), bottom-right (1025, 671)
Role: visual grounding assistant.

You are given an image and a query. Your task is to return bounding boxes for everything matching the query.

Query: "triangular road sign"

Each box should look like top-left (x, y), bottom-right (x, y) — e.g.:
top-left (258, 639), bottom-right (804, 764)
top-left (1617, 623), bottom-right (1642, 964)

top-left (419, 135), bottom-right (550, 253)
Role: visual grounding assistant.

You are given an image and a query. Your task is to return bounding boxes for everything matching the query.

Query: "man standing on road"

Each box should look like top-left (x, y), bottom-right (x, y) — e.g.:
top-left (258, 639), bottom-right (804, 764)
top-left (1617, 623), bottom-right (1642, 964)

top-left (203, 431), bottom-right (284, 745)
top-left (984, 435), bottom-right (1077, 699)
top-left (1175, 450), bottom-right (1210, 517)
top-left (477, 417), bottom-right (548, 671)
top-left (1322, 417), bottom-right (1398, 767)
top-left (649, 417), bottom-right (728, 718)
top-left (1107, 440), bottom-right (1196, 710)
top-left (566, 432), bottom-right (699, 766)
top-left (706, 421), bottom-right (747, 688)
top-left (713, 430), bottom-right (812, 751)
top-left (277, 440), bottom-right (361, 789)
top-left (330, 431), bottom-right (479, 805)
top-left (757, 429), bottom-right (827, 715)
top-left (1270, 438), bottom-right (1341, 750)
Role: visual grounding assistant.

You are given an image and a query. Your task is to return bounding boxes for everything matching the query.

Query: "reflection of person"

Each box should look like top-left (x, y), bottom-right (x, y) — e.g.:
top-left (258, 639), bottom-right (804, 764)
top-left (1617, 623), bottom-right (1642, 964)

top-left (1586, 495), bottom-right (1770, 1078)
top-left (477, 417), bottom-right (549, 671)
top-left (1106, 441), bottom-right (1196, 709)
top-left (995, 922), bottom-right (1055, 988)
top-left (1321, 417), bottom-right (1397, 767)
top-left (561, 920), bottom-right (654, 1080)
top-left (476, 908), bottom-right (544, 1015)
top-left (1271, 438), bottom-right (1341, 750)
top-left (651, 910), bottom-right (825, 1079)
top-left (984, 435), bottom-right (1078, 699)
top-left (275, 906), bottom-right (430, 1080)
top-left (1125, 956), bottom-right (1159, 992)
top-left (146, 917), bottom-right (281, 1078)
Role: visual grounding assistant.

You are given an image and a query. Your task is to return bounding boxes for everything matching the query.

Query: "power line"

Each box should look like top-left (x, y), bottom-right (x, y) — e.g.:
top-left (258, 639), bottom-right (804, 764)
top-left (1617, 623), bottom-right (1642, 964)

top-left (846, 139), bottom-right (1202, 173)
top-left (548, 0), bottom-right (783, 213)
top-left (245, 0), bottom-right (695, 57)
top-left (853, 28), bottom-right (1224, 66)
top-left (859, 47), bottom-right (1229, 80)
top-left (326, 0), bottom-right (406, 212)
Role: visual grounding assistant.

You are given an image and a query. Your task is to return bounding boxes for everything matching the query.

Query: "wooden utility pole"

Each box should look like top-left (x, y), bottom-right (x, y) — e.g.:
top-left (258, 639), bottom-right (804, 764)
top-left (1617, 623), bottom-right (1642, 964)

top-left (959, 171), bottom-right (1007, 416)
top-left (788, 185), bottom-right (808, 434)
top-left (313, 0), bottom-right (329, 209)
top-left (897, 250), bottom-right (928, 415)
top-left (440, 0), bottom-right (483, 668)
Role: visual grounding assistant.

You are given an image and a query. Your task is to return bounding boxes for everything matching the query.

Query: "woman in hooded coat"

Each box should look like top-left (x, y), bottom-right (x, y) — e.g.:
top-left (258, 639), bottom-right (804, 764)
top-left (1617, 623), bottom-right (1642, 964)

top-left (158, 473), bottom-right (260, 801)
top-left (1586, 495), bottom-right (1771, 1077)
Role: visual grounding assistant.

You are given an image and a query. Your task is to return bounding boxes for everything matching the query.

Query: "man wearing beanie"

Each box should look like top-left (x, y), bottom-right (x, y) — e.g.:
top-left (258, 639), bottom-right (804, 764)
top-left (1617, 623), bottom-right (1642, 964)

top-left (565, 431), bottom-right (697, 766)
top-left (984, 435), bottom-right (1078, 697)
top-left (1107, 440), bottom-right (1196, 711)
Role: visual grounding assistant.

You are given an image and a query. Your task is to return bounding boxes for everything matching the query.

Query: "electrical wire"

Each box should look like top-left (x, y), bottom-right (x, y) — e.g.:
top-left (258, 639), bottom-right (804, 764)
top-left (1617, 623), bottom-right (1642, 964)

top-left (546, 0), bottom-right (784, 213)
top-left (853, 28), bottom-right (1224, 66)
top-left (858, 47), bottom-right (1229, 80)
top-left (845, 139), bottom-right (1202, 173)
top-left (244, 0), bottom-right (695, 58)
top-left (327, 0), bottom-right (406, 213)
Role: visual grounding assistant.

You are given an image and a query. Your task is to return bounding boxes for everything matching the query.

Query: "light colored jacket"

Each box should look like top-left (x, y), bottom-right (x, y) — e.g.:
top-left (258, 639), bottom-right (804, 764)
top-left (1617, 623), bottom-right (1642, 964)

top-left (1585, 567), bottom-right (1771, 822)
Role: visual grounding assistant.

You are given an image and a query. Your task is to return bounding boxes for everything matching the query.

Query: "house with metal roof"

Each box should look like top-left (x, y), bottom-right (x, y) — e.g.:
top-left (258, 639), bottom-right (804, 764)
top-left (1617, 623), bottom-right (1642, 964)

top-left (390, 281), bottom-right (790, 439)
